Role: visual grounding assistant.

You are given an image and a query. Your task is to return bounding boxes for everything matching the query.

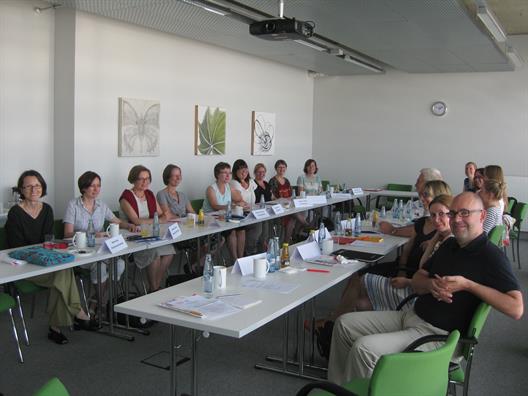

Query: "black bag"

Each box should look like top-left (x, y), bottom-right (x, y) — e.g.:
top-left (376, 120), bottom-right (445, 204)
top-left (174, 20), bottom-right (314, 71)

top-left (316, 320), bottom-right (334, 360)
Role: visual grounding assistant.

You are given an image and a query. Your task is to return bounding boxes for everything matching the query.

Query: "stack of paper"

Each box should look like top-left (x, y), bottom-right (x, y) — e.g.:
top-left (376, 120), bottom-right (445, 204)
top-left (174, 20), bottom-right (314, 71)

top-left (159, 295), bottom-right (240, 320)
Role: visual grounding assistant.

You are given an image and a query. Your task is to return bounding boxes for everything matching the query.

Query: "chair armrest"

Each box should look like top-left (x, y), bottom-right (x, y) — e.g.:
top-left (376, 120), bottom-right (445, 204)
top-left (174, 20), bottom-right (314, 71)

top-left (396, 293), bottom-right (418, 311)
top-left (297, 382), bottom-right (359, 396)
top-left (404, 334), bottom-right (478, 352)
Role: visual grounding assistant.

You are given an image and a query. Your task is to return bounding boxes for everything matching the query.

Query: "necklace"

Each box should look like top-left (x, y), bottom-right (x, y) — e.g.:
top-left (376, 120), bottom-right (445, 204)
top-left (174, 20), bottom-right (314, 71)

top-left (132, 189), bottom-right (146, 200)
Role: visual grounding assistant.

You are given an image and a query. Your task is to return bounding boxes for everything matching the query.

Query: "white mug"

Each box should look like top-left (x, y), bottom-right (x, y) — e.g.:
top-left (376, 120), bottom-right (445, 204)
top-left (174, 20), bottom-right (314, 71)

top-left (106, 223), bottom-right (120, 238)
top-left (322, 239), bottom-right (334, 255)
top-left (213, 266), bottom-right (227, 290)
top-left (300, 191), bottom-right (306, 198)
top-left (253, 258), bottom-right (270, 279)
top-left (329, 186), bottom-right (335, 194)
top-left (233, 205), bottom-right (243, 216)
top-left (72, 231), bottom-right (87, 249)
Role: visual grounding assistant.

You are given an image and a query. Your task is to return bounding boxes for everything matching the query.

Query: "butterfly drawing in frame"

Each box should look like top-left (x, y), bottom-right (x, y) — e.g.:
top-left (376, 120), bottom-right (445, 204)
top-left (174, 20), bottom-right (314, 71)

top-left (119, 98), bottom-right (160, 156)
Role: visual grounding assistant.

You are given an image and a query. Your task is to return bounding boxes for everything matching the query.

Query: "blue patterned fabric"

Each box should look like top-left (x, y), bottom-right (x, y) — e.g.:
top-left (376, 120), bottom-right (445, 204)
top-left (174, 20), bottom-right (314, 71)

top-left (8, 247), bottom-right (75, 267)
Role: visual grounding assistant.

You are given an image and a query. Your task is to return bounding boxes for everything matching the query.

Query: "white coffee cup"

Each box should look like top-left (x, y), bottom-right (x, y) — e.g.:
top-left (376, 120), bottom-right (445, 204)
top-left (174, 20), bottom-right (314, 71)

top-left (253, 258), bottom-right (270, 279)
top-left (329, 186), bottom-right (335, 194)
top-left (72, 231), bottom-right (87, 249)
top-left (322, 239), bottom-right (334, 255)
top-left (106, 223), bottom-right (120, 238)
top-left (300, 191), bottom-right (306, 198)
top-left (233, 205), bottom-right (243, 216)
top-left (213, 266), bottom-right (227, 290)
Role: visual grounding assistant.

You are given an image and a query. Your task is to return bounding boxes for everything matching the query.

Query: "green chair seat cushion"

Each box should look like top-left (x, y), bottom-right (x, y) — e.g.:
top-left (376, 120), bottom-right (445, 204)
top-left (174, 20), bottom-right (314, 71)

top-left (15, 279), bottom-right (46, 294)
top-left (34, 377), bottom-right (70, 396)
top-left (0, 292), bottom-right (16, 311)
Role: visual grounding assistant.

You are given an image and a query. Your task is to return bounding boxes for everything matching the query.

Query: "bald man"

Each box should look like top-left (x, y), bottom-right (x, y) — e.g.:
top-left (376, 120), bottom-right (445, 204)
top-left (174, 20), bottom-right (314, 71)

top-left (328, 192), bottom-right (523, 385)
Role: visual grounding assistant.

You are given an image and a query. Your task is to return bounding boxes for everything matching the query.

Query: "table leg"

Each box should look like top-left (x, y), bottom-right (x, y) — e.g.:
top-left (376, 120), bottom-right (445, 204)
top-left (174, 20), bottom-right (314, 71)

top-left (170, 325), bottom-right (178, 396)
top-left (191, 329), bottom-right (198, 396)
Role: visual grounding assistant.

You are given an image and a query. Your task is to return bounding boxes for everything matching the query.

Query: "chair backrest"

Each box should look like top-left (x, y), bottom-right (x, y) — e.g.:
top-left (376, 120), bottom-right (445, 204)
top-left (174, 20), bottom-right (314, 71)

top-left (387, 183), bottom-right (413, 192)
top-left (33, 377), bottom-right (70, 396)
top-left (488, 225), bottom-right (505, 246)
top-left (506, 197), bottom-right (517, 214)
top-left (511, 202), bottom-right (528, 230)
top-left (369, 330), bottom-right (460, 396)
top-left (190, 198), bottom-right (204, 213)
top-left (461, 302), bottom-right (491, 358)
top-left (321, 180), bottom-right (330, 192)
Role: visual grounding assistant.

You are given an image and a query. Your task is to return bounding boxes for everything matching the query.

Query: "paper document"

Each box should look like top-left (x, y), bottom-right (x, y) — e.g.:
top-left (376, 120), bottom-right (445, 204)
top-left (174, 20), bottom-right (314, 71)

top-left (217, 294), bottom-right (262, 309)
top-left (241, 278), bottom-right (299, 294)
top-left (159, 295), bottom-right (240, 320)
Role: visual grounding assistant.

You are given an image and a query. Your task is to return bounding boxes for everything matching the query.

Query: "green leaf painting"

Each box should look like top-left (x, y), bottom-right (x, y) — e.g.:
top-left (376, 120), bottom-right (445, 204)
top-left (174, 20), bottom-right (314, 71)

top-left (195, 105), bottom-right (226, 155)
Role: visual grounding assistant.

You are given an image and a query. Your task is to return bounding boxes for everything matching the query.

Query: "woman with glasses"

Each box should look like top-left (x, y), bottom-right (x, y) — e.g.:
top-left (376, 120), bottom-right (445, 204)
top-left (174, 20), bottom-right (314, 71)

top-left (479, 179), bottom-right (505, 234)
top-left (5, 170), bottom-right (96, 345)
top-left (203, 162), bottom-right (243, 259)
top-left (120, 165), bottom-right (175, 292)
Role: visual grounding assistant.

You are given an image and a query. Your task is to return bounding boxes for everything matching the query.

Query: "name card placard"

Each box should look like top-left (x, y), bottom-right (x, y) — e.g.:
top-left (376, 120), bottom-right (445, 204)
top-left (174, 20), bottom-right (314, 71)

top-left (232, 253), bottom-right (266, 276)
top-left (293, 198), bottom-right (312, 208)
top-left (251, 208), bottom-right (270, 220)
top-left (331, 193), bottom-right (352, 199)
top-left (351, 187), bottom-right (364, 196)
top-left (306, 195), bottom-right (327, 205)
top-left (270, 204), bottom-right (285, 215)
top-left (293, 241), bottom-right (321, 261)
top-left (99, 235), bottom-right (128, 254)
top-left (164, 223), bottom-right (182, 240)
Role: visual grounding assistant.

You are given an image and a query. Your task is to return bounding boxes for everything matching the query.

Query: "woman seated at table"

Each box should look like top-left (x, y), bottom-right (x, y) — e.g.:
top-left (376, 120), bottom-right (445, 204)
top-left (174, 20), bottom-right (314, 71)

top-left (484, 165), bottom-right (509, 213)
top-left (268, 159), bottom-right (308, 243)
top-left (119, 165), bottom-right (175, 293)
top-left (479, 179), bottom-right (505, 234)
top-left (203, 162), bottom-right (243, 259)
top-left (5, 170), bottom-right (95, 345)
top-left (63, 171), bottom-right (137, 311)
top-left (473, 167), bottom-right (486, 192)
top-left (297, 159), bottom-right (322, 196)
top-left (463, 161), bottom-right (477, 192)
top-left (315, 181), bottom-right (452, 326)
top-left (254, 163), bottom-right (272, 250)
top-left (157, 164), bottom-right (195, 220)
top-left (230, 159), bottom-right (261, 255)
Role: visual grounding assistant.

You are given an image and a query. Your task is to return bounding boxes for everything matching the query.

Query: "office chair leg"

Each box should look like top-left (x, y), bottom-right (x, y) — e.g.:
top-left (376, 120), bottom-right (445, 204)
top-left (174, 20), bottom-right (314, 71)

top-left (8, 308), bottom-right (24, 363)
top-left (15, 294), bottom-right (29, 346)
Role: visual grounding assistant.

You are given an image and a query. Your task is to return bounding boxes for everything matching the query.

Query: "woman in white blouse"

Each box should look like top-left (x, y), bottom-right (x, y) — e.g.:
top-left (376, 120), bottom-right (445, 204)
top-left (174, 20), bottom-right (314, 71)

top-left (230, 159), bottom-right (262, 255)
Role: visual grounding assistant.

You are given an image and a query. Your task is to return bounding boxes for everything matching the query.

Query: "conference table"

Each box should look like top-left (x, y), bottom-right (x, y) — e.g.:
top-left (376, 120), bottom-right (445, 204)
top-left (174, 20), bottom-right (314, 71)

top-left (114, 231), bottom-right (408, 396)
top-left (364, 189), bottom-right (419, 211)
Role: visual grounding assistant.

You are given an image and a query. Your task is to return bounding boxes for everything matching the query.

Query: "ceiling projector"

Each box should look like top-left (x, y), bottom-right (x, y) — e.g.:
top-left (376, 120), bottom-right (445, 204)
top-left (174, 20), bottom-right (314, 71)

top-left (249, 18), bottom-right (314, 41)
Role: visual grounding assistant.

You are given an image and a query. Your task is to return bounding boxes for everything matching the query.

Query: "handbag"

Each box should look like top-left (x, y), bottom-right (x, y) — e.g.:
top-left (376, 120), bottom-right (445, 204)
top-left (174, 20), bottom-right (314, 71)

top-left (9, 246), bottom-right (75, 267)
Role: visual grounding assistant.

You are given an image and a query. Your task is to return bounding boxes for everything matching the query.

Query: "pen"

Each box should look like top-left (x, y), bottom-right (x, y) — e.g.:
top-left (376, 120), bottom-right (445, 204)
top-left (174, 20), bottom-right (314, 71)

top-left (307, 269), bottom-right (330, 273)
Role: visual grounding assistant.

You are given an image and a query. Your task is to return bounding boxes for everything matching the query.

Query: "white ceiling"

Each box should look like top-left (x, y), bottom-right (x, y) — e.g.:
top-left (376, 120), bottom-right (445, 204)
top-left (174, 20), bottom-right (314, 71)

top-left (47, 0), bottom-right (516, 75)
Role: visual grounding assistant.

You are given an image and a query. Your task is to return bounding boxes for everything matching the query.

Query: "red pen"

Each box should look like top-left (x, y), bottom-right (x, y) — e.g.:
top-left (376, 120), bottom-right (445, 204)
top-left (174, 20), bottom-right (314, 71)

top-left (307, 268), bottom-right (330, 273)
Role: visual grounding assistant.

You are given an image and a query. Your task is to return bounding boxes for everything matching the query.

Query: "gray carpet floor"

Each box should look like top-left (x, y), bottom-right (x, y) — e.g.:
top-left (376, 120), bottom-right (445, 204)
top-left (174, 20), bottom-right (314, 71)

top-left (1, 238), bottom-right (527, 396)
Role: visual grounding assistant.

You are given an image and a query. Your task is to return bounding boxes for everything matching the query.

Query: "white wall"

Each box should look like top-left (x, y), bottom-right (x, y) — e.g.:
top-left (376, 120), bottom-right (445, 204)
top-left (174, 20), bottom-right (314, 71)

top-left (312, 36), bottom-right (528, 196)
top-left (0, 0), bottom-right (55, 208)
top-left (72, 12), bottom-right (314, 215)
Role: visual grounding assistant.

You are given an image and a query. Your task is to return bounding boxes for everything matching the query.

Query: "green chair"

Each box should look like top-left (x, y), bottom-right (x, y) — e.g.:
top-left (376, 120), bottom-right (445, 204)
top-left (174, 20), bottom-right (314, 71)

top-left (509, 202), bottom-right (527, 268)
top-left (0, 292), bottom-right (24, 363)
top-left (33, 377), bottom-right (70, 396)
top-left (375, 183), bottom-right (413, 210)
top-left (506, 196), bottom-right (517, 214)
top-left (488, 225), bottom-right (505, 247)
top-left (322, 180), bottom-right (330, 192)
top-left (191, 198), bottom-right (204, 213)
top-left (297, 330), bottom-right (460, 396)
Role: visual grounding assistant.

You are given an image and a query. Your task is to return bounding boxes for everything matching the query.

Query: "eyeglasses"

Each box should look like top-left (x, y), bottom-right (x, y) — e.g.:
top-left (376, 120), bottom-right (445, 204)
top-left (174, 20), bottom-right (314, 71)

top-left (430, 211), bottom-right (450, 220)
top-left (137, 177), bottom-right (150, 182)
top-left (447, 209), bottom-right (483, 219)
top-left (22, 184), bottom-right (42, 191)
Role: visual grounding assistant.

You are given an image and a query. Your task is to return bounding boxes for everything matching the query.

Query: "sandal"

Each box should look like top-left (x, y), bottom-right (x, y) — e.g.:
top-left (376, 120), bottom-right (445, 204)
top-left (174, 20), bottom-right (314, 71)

top-left (73, 317), bottom-right (99, 331)
top-left (48, 327), bottom-right (68, 344)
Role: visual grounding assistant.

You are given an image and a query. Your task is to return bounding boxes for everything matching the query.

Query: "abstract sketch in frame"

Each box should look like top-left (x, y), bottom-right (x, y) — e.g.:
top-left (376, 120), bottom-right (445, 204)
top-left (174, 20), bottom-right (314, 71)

top-left (194, 105), bottom-right (226, 155)
top-left (118, 97), bottom-right (160, 157)
top-left (251, 111), bottom-right (276, 156)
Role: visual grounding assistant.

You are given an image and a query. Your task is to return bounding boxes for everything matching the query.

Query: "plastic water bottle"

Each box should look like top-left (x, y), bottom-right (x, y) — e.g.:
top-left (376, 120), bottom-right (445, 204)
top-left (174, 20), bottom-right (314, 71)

top-left (87, 218), bottom-right (96, 247)
top-left (334, 211), bottom-right (343, 236)
top-left (398, 200), bottom-right (404, 221)
top-left (203, 254), bottom-right (214, 295)
top-left (318, 222), bottom-right (326, 252)
top-left (354, 213), bottom-right (361, 237)
top-left (226, 200), bottom-right (232, 220)
top-left (406, 201), bottom-right (413, 221)
top-left (381, 206), bottom-right (386, 218)
top-left (291, 189), bottom-right (296, 199)
top-left (392, 202), bottom-right (399, 219)
top-left (259, 194), bottom-right (266, 209)
top-left (152, 212), bottom-right (160, 237)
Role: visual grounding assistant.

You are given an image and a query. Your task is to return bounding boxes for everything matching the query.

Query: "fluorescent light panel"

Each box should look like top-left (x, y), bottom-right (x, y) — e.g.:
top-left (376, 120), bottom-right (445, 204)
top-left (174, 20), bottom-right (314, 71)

top-left (180, 0), bottom-right (229, 16)
top-left (294, 40), bottom-right (327, 52)
top-left (477, 5), bottom-right (507, 42)
top-left (339, 55), bottom-right (383, 73)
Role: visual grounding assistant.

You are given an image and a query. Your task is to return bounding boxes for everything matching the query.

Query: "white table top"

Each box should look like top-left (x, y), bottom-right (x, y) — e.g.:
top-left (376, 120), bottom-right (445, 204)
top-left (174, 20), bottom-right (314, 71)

top-left (114, 259), bottom-right (365, 339)
top-left (0, 194), bottom-right (364, 285)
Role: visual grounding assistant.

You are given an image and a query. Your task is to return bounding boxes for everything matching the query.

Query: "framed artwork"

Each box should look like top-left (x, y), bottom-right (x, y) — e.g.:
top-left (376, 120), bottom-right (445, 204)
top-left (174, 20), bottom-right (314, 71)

top-left (194, 105), bottom-right (226, 155)
top-left (118, 97), bottom-right (160, 156)
top-left (251, 111), bottom-right (276, 156)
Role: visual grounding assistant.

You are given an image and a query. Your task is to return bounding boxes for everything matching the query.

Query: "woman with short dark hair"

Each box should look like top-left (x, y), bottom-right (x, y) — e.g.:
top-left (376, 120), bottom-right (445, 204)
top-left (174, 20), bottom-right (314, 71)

top-left (157, 164), bottom-right (195, 220)
top-left (6, 170), bottom-right (96, 344)
top-left (297, 158), bottom-right (322, 196)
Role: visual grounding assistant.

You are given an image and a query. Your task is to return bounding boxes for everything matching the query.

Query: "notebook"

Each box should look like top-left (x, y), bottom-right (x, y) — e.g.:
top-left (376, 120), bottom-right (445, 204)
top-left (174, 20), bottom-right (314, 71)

top-left (331, 249), bottom-right (384, 263)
